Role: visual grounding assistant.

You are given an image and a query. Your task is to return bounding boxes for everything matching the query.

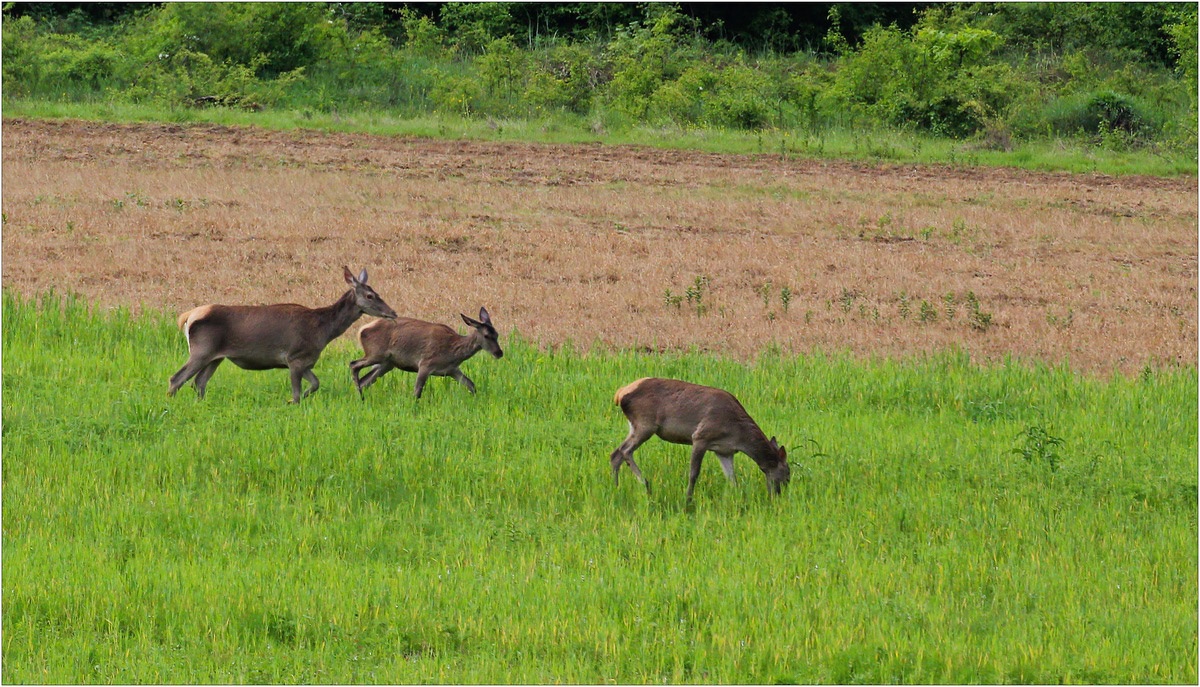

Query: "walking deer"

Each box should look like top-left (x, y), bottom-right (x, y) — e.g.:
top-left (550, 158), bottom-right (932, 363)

top-left (350, 307), bottom-right (503, 399)
top-left (168, 267), bottom-right (397, 403)
top-left (610, 377), bottom-right (791, 501)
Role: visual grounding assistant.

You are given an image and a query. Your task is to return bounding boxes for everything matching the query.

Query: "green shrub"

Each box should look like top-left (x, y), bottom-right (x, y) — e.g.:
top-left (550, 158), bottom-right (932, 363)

top-left (429, 67), bottom-right (483, 116)
top-left (708, 63), bottom-right (774, 129)
top-left (524, 43), bottom-right (604, 115)
top-left (648, 63), bottom-right (714, 126)
top-left (603, 5), bottom-right (700, 120)
top-left (126, 3), bottom-right (336, 78)
top-left (476, 36), bottom-right (527, 110)
top-left (124, 48), bottom-right (304, 109)
top-left (1019, 89), bottom-right (1160, 140)
top-left (0, 1), bottom-right (1194, 155)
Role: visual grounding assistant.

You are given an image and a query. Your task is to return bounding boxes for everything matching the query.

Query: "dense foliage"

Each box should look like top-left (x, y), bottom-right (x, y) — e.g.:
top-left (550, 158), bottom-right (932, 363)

top-left (3, 2), bottom-right (1197, 152)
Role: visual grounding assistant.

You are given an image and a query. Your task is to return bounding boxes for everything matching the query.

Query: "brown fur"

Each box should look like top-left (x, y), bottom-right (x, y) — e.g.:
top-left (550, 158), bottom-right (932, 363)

top-left (610, 377), bottom-right (790, 501)
top-left (168, 267), bottom-right (396, 403)
top-left (351, 307), bottom-right (503, 399)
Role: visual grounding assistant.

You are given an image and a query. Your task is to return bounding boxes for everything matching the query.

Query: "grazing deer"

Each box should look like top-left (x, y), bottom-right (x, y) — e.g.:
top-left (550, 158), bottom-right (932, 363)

top-left (610, 377), bottom-right (791, 501)
top-left (168, 267), bottom-right (397, 403)
top-left (350, 307), bottom-right (503, 399)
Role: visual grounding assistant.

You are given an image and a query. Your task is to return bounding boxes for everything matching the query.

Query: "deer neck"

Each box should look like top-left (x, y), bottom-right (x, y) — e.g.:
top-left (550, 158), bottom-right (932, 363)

top-left (450, 330), bottom-right (483, 362)
top-left (314, 290), bottom-right (362, 346)
top-left (742, 425), bottom-right (781, 469)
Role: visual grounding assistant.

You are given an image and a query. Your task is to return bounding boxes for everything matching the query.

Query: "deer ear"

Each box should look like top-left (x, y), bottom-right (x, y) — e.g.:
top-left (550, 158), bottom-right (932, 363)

top-left (478, 306), bottom-right (491, 324)
top-left (778, 445), bottom-right (787, 461)
top-left (343, 266), bottom-right (358, 286)
top-left (461, 313), bottom-right (482, 328)
top-left (358, 267), bottom-right (369, 284)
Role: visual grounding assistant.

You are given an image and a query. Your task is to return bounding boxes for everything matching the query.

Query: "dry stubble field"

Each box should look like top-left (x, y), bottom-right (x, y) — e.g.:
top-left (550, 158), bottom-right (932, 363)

top-left (3, 118), bottom-right (1196, 374)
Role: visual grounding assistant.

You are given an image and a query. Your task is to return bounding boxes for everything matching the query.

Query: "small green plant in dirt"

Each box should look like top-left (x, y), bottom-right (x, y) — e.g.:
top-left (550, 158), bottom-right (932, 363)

top-left (918, 299), bottom-right (938, 323)
top-left (898, 292), bottom-right (912, 320)
top-left (684, 274), bottom-right (712, 316)
top-left (948, 217), bottom-right (971, 243)
top-left (779, 286), bottom-right (793, 314)
top-left (965, 291), bottom-right (994, 332)
top-left (756, 281), bottom-right (773, 309)
top-left (663, 288), bottom-right (683, 310)
top-left (839, 287), bottom-right (857, 313)
top-left (1047, 307), bottom-right (1075, 330)
top-left (943, 293), bottom-right (957, 322)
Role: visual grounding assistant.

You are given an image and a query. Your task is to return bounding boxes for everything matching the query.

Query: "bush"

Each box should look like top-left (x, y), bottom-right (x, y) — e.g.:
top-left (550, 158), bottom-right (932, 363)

top-left (0, 1), bottom-right (1194, 154)
top-left (123, 46), bottom-right (304, 109)
top-left (524, 43), bottom-right (605, 115)
top-left (708, 64), bottom-right (774, 129)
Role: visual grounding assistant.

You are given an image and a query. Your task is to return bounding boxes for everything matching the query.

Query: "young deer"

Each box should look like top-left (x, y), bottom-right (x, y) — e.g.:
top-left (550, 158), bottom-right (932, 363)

top-left (168, 267), bottom-right (397, 403)
top-left (350, 307), bottom-right (503, 399)
top-left (611, 377), bottom-right (791, 501)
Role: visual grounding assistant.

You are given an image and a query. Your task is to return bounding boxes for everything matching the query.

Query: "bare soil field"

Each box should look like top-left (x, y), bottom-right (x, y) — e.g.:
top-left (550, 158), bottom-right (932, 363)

top-left (3, 118), bottom-right (1196, 373)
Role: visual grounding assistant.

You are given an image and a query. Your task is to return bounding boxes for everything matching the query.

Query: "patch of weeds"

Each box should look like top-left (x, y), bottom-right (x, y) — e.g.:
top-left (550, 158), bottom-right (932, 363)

top-left (918, 299), bottom-right (938, 324)
top-left (757, 281), bottom-right (791, 321)
top-left (112, 191), bottom-right (150, 210)
top-left (838, 288), bottom-right (856, 313)
top-left (1046, 307), bottom-right (1075, 329)
top-left (663, 289), bottom-right (683, 310)
top-left (1012, 424), bottom-right (1064, 473)
top-left (897, 292), bottom-right (911, 320)
top-left (965, 291), bottom-right (994, 332)
top-left (943, 293), bottom-right (957, 321)
top-left (966, 397), bottom-right (1012, 423)
top-left (948, 217), bottom-right (970, 243)
top-left (756, 281), bottom-right (773, 309)
top-left (684, 275), bottom-right (712, 317)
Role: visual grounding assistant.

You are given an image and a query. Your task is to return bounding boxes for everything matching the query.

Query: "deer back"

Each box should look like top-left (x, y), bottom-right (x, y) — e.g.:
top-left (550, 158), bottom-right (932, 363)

top-left (616, 377), bottom-right (769, 448)
top-left (182, 302), bottom-right (341, 364)
top-left (359, 317), bottom-right (468, 368)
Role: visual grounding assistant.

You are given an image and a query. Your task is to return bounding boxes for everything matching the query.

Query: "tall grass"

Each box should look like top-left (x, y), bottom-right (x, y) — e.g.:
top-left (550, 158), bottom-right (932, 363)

top-left (2, 290), bottom-right (1196, 683)
top-left (4, 97), bottom-right (1195, 178)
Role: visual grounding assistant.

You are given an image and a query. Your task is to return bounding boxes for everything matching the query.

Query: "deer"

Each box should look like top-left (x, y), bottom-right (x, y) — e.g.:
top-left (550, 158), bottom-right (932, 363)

top-left (610, 377), bottom-right (791, 502)
top-left (168, 266), bottom-right (397, 403)
top-left (350, 306), bottom-right (503, 399)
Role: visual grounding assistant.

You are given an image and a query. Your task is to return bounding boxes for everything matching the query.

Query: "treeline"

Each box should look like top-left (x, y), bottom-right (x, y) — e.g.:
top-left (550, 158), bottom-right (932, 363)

top-left (3, 2), bottom-right (1196, 149)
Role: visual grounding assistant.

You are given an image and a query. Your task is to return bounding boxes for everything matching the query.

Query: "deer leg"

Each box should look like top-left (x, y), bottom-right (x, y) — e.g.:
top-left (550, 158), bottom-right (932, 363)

top-left (287, 365), bottom-right (308, 404)
top-left (349, 358), bottom-right (369, 387)
top-left (168, 354), bottom-right (215, 397)
top-left (716, 453), bottom-right (738, 485)
top-left (451, 369), bottom-right (476, 394)
top-left (192, 359), bottom-right (224, 399)
top-left (685, 442), bottom-right (709, 503)
top-left (610, 423), bottom-right (654, 493)
top-left (349, 357), bottom-right (377, 397)
top-left (413, 367), bottom-right (433, 399)
top-left (355, 361), bottom-right (393, 395)
top-left (301, 368), bottom-right (320, 399)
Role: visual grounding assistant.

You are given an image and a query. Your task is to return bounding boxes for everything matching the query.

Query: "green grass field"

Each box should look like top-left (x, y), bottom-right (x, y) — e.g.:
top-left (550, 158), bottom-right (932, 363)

top-left (2, 290), bottom-right (1196, 683)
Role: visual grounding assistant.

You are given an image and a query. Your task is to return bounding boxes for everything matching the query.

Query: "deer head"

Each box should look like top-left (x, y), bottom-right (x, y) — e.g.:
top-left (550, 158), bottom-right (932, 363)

top-left (344, 266), bottom-right (397, 320)
top-left (461, 307), bottom-right (503, 359)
